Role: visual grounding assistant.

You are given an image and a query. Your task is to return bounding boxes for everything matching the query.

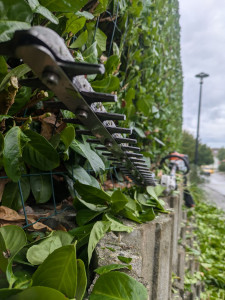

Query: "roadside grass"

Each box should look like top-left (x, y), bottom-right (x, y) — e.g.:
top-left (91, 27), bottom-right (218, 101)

top-left (187, 184), bottom-right (225, 299)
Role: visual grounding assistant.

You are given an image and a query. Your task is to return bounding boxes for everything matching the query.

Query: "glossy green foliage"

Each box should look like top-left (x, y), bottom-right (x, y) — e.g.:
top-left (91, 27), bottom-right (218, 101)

top-left (0, 225), bottom-right (149, 299)
top-left (7, 286), bottom-right (68, 300)
top-left (186, 188), bottom-right (225, 299)
top-left (0, 226), bottom-right (27, 272)
top-left (90, 271), bottom-right (148, 300)
top-left (32, 245), bottom-right (78, 298)
top-left (0, 1), bottom-right (183, 299)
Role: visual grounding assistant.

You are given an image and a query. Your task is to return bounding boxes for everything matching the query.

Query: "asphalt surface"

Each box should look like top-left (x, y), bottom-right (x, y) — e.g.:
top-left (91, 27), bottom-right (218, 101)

top-left (202, 172), bottom-right (225, 211)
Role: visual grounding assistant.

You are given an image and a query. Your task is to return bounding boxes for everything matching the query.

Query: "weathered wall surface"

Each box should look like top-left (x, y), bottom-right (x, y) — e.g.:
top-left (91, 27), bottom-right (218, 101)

top-left (95, 190), bottom-right (204, 300)
top-left (95, 191), bottom-right (185, 300)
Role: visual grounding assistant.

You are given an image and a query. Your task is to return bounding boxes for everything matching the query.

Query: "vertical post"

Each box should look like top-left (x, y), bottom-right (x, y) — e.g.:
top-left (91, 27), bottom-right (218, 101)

top-left (194, 72), bottom-right (209, 165)
top-left (194, 78), bottom-right (203, 165)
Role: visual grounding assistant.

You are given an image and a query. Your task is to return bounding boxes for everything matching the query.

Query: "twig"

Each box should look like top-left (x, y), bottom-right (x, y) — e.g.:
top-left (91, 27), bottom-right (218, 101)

top-left (89, 1), bottom-right (99, 13)
top-left (14, 113), bottom-right (51, 122)
top-left (16, 90), bottom-right (49, 115)
top-left (99, 16), bottom-right (116, 22)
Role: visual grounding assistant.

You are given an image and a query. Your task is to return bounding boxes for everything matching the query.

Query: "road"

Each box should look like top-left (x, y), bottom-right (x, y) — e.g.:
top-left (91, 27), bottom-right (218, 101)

top-left (202, 172), bottom-right (225, 211)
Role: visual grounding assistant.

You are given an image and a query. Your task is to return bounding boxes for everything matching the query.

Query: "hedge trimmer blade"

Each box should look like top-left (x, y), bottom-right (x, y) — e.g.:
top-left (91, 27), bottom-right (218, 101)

top-left (0, 26), bottom-right (156, 186)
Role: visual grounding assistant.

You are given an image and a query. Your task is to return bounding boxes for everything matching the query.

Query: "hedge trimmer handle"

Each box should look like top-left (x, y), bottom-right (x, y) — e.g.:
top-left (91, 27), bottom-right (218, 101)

top-left (160, 154), bottom-right (190, 175)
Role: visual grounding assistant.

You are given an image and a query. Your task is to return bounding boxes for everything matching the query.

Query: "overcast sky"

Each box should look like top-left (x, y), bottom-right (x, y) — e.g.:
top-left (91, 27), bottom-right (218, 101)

top-left (180, 0), bottom-right (225, 148)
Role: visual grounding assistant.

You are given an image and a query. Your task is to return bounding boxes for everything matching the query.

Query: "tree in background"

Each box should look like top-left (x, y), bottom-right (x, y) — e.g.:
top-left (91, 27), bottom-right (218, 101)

top-left (181, 130), bottom-right (195, 162)
top-left (217, 147), bottom-right (225, 161)
top-left (181, 131), bottom-right (214, 165)
top-left (218, 162), bottom-right (225, 172)
top-left (198, 144), bottom-right (214, 165)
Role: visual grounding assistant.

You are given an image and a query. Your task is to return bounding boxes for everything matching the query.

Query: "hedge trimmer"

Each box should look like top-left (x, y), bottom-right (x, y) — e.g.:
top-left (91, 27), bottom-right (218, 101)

top-left (0, 26), bottom-right (156, 186)
top-left (160, 152), bottom-right (190, 193)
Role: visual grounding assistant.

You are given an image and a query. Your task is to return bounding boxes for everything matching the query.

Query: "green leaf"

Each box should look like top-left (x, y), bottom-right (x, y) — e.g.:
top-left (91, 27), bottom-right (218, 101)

top-left (65, 15), bottom-right (86, 35)
top-left (76, 209), bottom-right (103, 226)
top-left (104, 214), bottom-right (133, 233)
top-left (2, 177), bottom-right (30, 211)
top-left (66, 164), bottom-right (92, 186)
top-left (27, 0), bottom-right (58, 24)
top-left (91, 75), bottom-right (120, 93)
top-left (39, 0), bottom-right (89, 13)
top-left (0, 115), bottom-right (12, 122)
top-left (0, 64), bottom-right (30, 91)
top-left (30, 167), bottom-right (52, 204)
top-left (90, 271), bottom-right (148, 300)
top-left (3, 127), bottom-right (24, 181)
top-left (7, 286), bottom-right (67, 300)
top-left (53, 231), bottom-right (73, 246)
top-left (83, 42), bottom-right (98, 64)
top-left (110, 189), bottom-right (128, 213)
top-left (105, 55), bottom-right (120, 74)
top-left (12, 268), bottom-right (32, 289)
top-left (69, 223), bottom-right (94, 249)
top-left (95, 28), bottom-right (107, 51)
top-left (146, 186), bottom-right (165, 210)
top-left (119, 208), bottom-right (142, 224)
top-left (134, 127), bottom-right (146, 138)
top-left (0, 132), bottom-right (4, 155)
top-left (76, 11), bottom-right (94, 20)
top-left (0, 0), bottom-right (32, 22)
top-left (70, 30), bottom-right (88, 48)
top-left (154, 185), bottom-right (165, 196)
top-left (88, 221), bottom-right (111, 264)
top-left (117, 256), bottom-right (132, 264)
top-left (93, 0), bottom-right (109, 15)
top-left (146, 186), bottom-right (159, 200)
top-left (0, 0), bottom-right (32, 42)
top-left (95, 264), bottom-right (131, 275)
top-left (0, 225), bottom-right (27, 272)
top-left (26, 235), bottom-right (62, 265)
top-left (138, 208), bottom-right (155, 222)
top-left (70, 140), bottom-right (105, 173)
top-left (76, 259), bottom-right (87, 300)
top-left (74, 181), bottom-right (111, 206)
top-left (77, 197), bottom-right (108, 212)
top-left (0, 56), bottom-right (7, 81)
top-left (32, 245), bottom-right (77, 299)
top-left (22, 130), bottom-right (59, 171)
top-left (137, 193), bottom-right (153, 207)
top-left (0, 288), bottom-right (22, 299)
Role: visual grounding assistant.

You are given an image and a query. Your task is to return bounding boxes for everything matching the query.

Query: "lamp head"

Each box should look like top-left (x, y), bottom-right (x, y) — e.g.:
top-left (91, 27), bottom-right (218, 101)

top-left (195, 72), bottom-right (209, 79)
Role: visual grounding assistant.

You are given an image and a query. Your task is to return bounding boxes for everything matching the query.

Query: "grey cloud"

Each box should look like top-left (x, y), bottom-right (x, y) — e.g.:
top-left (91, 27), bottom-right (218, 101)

top-left (180, 0), bottom-right (225, 147)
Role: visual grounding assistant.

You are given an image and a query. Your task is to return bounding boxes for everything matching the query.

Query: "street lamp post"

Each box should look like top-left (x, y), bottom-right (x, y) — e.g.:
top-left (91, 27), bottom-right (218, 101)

top-left (194, 72), bottom-right (209, 165)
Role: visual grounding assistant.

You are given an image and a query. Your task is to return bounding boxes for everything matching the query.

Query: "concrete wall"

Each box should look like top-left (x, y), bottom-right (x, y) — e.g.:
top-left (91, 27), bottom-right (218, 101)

top-left (95, 191), bottom-right (186, 300)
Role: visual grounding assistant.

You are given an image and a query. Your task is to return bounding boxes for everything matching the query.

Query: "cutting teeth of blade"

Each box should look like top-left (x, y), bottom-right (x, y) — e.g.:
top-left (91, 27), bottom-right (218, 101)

top-left (108, 158), bottom-right (119, 161)
top-left (45, 101), bottom-right (67, 110)
top-left (63, 118), bottom-right (82, 124)
top-left (114, 137), bottom-right (137, 144)
top-left (121, 146), bottom-right (140, 152)
top-left (95, 111), bottom-right (126, 121)
top-left (86, 139), bottom-right (102, 144)
top-left (59, 61), bottom-right (105, 76)
top-left (101, 152), bottom-right (114, 157)
top-left (95, 146), bottom-right (107, 151)
top-left (125, 152), bottom-right (143, 158)
top-left (76, 129), bottom-right (93, 136)
top-left (129, 158), bottom-right (145, 163)
top-left (105, 126), bottom-right (132, 135)
top-left (80, 90), bottom-right (117, 104)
